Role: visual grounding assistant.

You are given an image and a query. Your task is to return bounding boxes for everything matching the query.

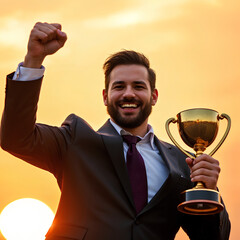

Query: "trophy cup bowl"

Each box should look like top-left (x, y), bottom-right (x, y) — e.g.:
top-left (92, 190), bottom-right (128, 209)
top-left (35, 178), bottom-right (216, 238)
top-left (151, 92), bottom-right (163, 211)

top-left (166, 108), bottom-right (231, 215)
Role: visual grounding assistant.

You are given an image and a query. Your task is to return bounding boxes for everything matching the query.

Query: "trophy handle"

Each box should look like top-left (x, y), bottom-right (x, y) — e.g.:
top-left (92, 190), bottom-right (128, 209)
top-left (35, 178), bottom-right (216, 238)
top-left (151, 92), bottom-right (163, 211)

top-left (165, 117), bottom-right (195, 159)
top-left (208, 113), bottom-right (231, 156)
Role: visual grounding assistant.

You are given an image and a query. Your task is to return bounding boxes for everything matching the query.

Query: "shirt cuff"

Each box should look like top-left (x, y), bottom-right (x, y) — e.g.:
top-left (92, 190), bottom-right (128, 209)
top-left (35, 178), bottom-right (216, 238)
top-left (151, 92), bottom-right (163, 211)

top-left (12, 62), bottom-right (45, 81)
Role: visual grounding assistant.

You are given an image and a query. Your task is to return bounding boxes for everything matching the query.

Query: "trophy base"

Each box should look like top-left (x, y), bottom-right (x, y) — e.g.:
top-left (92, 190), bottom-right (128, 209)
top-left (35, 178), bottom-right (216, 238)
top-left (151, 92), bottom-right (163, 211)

top-left (177, 188), bottom-right (224, 215)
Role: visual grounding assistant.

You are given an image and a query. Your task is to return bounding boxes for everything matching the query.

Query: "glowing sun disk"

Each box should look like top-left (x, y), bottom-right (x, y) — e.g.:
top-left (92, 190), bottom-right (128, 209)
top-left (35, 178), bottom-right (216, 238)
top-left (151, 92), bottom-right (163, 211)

top-left (0, 198), bottom-right (54, 240)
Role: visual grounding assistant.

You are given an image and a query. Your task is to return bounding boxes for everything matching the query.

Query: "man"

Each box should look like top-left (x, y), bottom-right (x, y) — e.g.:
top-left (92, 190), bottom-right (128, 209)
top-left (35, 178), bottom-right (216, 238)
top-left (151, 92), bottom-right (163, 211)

top-left (0, 22), bottom-right (230, 240)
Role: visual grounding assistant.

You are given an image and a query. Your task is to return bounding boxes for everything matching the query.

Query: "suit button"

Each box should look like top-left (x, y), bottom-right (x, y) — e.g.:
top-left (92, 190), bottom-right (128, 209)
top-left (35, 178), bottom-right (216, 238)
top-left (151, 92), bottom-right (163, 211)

top-left (134, 218), bottom-right (140, 225)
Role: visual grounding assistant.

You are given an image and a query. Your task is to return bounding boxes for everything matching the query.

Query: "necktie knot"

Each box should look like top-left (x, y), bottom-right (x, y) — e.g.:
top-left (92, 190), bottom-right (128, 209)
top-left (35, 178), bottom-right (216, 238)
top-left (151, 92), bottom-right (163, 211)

top-left (122, 135), bottom-right (140, 145)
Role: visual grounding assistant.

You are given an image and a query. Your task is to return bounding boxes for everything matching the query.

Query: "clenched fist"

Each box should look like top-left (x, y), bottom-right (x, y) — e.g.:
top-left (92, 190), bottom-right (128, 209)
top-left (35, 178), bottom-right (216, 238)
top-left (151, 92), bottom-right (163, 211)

top-left (23, 22), bottom-right (67, 68)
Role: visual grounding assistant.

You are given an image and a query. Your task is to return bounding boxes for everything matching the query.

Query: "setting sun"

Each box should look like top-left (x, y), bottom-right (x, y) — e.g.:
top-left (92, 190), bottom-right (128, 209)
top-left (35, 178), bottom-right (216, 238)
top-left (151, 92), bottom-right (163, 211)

top-left (0, 198), bottom-right (54, 240)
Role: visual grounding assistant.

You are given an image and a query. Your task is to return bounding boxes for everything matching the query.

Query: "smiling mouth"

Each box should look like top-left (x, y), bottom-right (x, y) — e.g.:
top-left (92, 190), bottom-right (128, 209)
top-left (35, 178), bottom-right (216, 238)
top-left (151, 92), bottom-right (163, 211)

top-left (120, 103), bottom-right (138, 109)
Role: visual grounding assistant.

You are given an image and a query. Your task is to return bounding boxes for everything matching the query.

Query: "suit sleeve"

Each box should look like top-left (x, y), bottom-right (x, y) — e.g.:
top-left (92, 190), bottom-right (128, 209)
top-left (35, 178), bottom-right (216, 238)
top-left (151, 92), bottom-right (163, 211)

top-left (0, 73), bottom-right (74, 181)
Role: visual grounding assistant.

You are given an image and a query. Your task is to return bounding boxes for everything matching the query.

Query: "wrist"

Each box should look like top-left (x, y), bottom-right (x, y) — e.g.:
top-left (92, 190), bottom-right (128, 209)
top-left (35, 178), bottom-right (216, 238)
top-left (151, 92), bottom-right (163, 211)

top-left (23, 54), bottom-right (45, 69)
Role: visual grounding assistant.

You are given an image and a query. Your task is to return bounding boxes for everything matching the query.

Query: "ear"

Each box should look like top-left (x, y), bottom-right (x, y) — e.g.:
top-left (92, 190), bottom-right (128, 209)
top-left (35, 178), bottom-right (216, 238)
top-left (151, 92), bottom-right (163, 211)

top-left (102, 89), bottom-right (108, 106)
top-left (151, 89), bottom-right (158, 106)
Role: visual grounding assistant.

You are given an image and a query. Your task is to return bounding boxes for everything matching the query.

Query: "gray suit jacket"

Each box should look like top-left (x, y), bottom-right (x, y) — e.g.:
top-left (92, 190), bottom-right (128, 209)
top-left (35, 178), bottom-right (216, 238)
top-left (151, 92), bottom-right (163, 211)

top-left (0, 73), bottom-right (231, 240)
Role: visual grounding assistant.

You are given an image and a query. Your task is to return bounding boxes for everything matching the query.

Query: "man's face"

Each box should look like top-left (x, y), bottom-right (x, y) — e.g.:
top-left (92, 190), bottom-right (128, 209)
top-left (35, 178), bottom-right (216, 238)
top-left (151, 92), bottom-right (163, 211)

top-left (103, 64), bottom-right (158, 130)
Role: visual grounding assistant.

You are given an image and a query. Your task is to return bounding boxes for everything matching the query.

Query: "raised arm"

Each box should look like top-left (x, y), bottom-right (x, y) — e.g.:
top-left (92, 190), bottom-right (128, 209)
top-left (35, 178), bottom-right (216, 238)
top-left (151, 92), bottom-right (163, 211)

top-left (0, 22), bottom-right (69, 176)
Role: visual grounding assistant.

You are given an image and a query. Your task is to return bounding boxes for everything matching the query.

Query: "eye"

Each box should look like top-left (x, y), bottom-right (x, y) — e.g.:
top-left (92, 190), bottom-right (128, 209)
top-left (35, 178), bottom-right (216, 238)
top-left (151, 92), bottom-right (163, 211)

top-left (135, 85), bottom-right (145, 89)
top-left (112, 85), bottom-right (124, 90)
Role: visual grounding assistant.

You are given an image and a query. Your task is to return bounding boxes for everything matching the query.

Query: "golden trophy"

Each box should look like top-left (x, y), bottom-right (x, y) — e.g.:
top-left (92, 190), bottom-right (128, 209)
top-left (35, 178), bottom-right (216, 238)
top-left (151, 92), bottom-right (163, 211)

top-left (165, 108), bottom-right (231, 215)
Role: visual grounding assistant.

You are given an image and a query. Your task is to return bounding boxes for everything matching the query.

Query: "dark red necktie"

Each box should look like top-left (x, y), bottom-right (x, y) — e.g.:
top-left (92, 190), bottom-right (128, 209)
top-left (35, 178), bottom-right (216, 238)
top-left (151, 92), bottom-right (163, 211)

top-left (122, 135), bottom-right (148, 214)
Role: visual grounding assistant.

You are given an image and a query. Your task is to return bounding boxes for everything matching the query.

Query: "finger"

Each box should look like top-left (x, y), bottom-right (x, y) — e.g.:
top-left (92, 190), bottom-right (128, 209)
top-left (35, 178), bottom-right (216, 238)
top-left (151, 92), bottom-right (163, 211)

top-left (186, 157), bottom-right (193, 171)
top-left (191, 160), bottom-right (221, 174)
top-left (191, 167), bottom-right (219, 179)
top-left (42, 22), bottom-right (62, 32)
top-left (190, 174), bottom-right (218, 189)
top-left (36, 26), bottom-right (57, 40)
top-left (51, 23), bottom-right (62, 30)
top-left (35, 22), bottom-right (60, 30)
top-left (34, 22), bottom-right (57, 32)
top-left (29, 28), bottom-right (49, 43)
top-left (193, 154), bottom-right (219, 165)
top-left (56, 29), bottom-right (67, 47)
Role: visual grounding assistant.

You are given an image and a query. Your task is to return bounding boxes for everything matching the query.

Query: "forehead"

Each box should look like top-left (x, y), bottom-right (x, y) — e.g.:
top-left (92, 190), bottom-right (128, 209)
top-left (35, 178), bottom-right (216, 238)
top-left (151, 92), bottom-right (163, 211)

top-left (109, 64), bottom-right (149, 84)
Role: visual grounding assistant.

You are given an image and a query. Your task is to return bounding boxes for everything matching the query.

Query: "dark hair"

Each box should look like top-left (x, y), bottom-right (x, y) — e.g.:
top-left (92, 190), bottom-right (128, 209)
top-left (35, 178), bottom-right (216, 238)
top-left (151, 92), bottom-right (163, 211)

top-left (103, 50), bottom-right (156, 92)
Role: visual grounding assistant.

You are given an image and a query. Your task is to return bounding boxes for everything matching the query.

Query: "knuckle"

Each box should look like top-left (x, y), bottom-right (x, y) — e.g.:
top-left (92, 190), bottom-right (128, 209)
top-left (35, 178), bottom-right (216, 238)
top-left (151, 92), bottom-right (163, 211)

top-left (201, 161), bottom-right (208, 168)
top-left (30, 28), bottom-right (40, 37)
top-left (48, 29), bottom-right (54, 34)
top-left (30, 28), bottom-right (36, 34)
top-left (43, 22), bottom-right (51, 27)
top-left (34, 22), bottom-right (42, 27)
top-left (55, 23), bottom-right (62, 29)
top-left (215, 164), bottom-right (221, 173)
top-left (210, 174), bottom-right (218, 183)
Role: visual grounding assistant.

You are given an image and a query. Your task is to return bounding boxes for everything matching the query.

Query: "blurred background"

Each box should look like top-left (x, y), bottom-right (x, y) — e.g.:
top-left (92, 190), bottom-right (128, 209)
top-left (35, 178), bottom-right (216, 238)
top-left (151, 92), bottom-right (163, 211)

top-left (0, 0), bottom-right (239, 239)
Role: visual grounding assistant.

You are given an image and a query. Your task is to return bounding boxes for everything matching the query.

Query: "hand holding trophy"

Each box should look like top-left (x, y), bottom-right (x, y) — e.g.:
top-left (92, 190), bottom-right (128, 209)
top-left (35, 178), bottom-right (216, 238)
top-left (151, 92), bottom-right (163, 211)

top-left (166, 108), bottom-right (231, 215)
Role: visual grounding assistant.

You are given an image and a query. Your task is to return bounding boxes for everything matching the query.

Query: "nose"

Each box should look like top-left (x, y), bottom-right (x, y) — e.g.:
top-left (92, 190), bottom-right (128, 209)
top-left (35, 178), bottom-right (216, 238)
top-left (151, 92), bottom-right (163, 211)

top-left (122, 86), bottom-right (135, 99)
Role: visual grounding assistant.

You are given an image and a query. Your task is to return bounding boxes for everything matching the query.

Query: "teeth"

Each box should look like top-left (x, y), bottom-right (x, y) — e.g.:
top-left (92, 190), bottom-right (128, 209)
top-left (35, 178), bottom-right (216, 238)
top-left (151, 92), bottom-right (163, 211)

top-left (121, 104), bottom-right (137, 108)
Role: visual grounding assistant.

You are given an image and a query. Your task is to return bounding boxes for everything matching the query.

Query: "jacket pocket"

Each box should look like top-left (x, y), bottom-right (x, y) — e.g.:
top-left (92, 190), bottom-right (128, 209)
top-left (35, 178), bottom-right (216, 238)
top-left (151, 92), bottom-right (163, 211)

top-left (45, 223), bottom-right (88, 240)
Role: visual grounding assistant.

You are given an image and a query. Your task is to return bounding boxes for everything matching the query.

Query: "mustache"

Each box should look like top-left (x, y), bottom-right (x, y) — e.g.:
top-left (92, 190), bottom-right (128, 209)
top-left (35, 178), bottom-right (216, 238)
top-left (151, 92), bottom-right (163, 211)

top-left (117, 98), bottom-right (142, 105)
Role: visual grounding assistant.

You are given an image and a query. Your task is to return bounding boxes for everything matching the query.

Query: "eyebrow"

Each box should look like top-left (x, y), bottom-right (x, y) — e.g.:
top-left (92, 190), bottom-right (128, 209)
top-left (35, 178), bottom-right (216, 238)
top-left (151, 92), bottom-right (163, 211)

top-left (111, 81), bottom-right (125, 86)
top-left (111, 80), bottom-right (147, 86)
top-left (133, 80), bottom-right (147, 85)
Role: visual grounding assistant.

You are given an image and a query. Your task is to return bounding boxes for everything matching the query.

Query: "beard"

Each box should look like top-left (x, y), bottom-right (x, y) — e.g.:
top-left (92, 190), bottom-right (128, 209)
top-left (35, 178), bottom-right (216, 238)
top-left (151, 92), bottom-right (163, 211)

top-left (106, 98), bottom-right (152, 129)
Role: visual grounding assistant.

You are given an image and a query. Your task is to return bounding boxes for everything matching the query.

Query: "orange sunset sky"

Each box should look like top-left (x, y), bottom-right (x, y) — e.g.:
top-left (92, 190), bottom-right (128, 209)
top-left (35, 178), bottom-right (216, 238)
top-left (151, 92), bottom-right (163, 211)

top-left (0, 0), bottom-right (239, 239)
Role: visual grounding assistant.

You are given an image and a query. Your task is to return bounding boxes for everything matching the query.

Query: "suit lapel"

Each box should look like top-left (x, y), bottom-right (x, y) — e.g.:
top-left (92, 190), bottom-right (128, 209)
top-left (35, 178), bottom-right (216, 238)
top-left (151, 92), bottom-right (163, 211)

top-left (154, 137), bottom-right (178, 173)
top-left (98, 120), bottom-right (135, 209)
top-left (140, 137), bottom-right (185, 214)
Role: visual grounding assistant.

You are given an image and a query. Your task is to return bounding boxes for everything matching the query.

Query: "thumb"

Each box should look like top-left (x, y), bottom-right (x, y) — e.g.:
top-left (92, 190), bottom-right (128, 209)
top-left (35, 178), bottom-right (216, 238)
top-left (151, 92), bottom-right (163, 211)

top-left (51, 23), bottom-right (62, 30)
top-left (186, 157), bottom-right (193, 170)
top-left (56, 29), bottom-right (67, 47)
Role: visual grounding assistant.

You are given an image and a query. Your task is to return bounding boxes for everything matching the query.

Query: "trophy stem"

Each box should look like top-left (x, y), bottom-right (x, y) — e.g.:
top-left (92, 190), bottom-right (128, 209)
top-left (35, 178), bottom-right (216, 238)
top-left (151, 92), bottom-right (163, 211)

top-left (193, 145), bottom-right (206, 190)
top-left (194, 143), bottom-right (206, 157)
top-left (194, 182), bottom-right (205, 189)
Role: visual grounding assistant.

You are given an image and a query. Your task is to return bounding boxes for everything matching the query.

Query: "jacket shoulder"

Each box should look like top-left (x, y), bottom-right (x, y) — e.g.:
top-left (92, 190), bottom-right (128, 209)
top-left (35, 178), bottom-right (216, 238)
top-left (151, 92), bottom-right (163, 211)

top-left (61, 114), bottom-right (101, 142)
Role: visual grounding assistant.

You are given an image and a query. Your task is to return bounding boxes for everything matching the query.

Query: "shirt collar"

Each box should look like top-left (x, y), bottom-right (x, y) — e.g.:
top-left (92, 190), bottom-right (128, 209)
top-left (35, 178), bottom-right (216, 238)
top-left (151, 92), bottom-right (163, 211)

top-left (109, 119), bottom-right (155, 149)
